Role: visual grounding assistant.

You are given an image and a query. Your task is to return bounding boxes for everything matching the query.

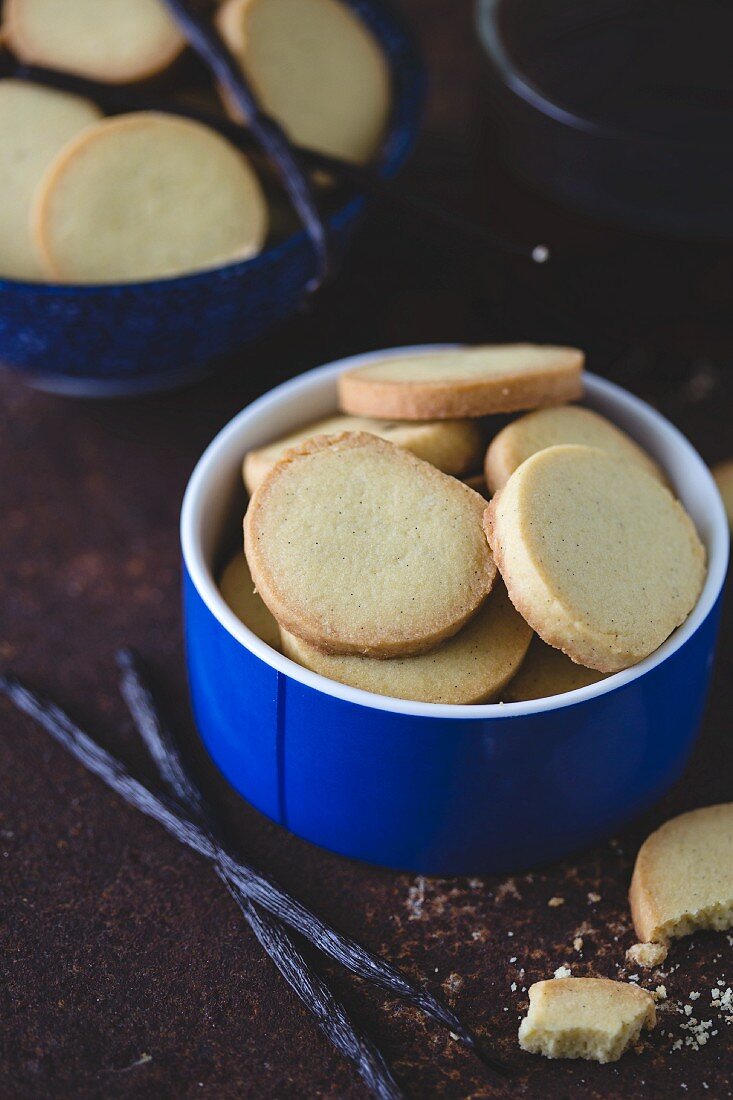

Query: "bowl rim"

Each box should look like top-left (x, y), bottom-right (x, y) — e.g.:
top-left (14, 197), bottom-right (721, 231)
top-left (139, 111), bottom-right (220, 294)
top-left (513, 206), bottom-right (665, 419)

top-left (474, 0), bottom-right (729, 150)
top-left (0, 0), bottom-right (423, 294)
top-left (181, 344), bottom-right (729, 722)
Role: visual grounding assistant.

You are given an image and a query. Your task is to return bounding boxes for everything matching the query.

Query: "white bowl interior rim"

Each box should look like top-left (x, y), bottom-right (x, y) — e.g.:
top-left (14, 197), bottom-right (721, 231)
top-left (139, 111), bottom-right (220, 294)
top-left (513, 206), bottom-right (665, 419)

top-left (181, 345), bottom-right (729, 721)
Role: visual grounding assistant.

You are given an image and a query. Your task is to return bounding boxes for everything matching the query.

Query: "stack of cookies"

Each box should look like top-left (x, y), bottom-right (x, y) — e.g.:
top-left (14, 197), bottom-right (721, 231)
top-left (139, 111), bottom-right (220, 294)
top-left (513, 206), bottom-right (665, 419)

top-left (221, 343), bottom-right (707, 705)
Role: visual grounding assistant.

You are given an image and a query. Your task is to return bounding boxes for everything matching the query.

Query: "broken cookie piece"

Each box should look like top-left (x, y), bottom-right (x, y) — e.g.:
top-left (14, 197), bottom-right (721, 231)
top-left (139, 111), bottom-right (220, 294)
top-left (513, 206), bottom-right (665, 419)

top-left (518, 978), bottom-right (656, 1063)
top-left (626, 941), bottom-right (668, 969)
top-left (629, 803), bottom-right (733, 946)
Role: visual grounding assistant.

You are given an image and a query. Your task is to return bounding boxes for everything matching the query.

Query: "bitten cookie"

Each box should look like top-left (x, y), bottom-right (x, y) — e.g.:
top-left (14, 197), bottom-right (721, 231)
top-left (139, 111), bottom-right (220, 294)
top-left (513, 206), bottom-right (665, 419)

top-left (33, 113), bottom-right (268, 283)
top-left (518, 978), bottom-right (656, 1063)
top-left (219, 550), bottom-right (280, 651)
top-left (502, 637), bottom-right (606, 702)
top-left (338, 344), bottom-right (584, 420)
top-left (5, 0), bottom-right (185, 83)
top-left (0, 81), bottom-right (100, 281)
top-left (243, 415), bottom-right (485, 493)
top-left (712, 459), bottom-right (733, 530)
top-left (217, 0), bottom-right (390, 165)
top-left (629, 803), bottom-right (733, 946)
top-left (244, 431), bottom-right (496, 657)
top-left (485, 405), bottom-right (664, 494)
top-left (280, 580), bottom-right (531, 704)
top-left (485, 445), bottom-right (706, 673)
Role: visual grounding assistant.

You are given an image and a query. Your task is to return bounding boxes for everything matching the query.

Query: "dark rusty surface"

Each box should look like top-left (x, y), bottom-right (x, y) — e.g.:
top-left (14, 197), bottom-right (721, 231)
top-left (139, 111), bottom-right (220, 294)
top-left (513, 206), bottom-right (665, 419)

top-left (2, 3), bottom-right (733, 1097)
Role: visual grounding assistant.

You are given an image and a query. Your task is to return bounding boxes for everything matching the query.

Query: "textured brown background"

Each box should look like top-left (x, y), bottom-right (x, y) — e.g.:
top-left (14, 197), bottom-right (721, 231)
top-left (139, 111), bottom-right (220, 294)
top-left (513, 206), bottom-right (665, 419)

top-left (2, 2), bottom-right (733, 1097)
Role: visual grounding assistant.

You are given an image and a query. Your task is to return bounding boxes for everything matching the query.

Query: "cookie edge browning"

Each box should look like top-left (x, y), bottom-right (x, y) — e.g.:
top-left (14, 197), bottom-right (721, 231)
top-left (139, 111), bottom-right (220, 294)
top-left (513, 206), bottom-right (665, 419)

top-left (244, 430), bottom-right (497, 657)
top-left (484, 405), bottom-right (666, 495)
top-left (629, 803), bottom-right (733, 945)
top-left (483, 445), bottom-right (706, 674)
top-left (338, 345), bottom-right (584, 420)
top-left (4, 0), bottom-right (186, 84)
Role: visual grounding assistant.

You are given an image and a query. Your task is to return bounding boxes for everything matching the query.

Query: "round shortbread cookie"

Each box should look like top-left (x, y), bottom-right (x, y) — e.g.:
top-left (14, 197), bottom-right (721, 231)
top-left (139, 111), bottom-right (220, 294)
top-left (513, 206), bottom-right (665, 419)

top-left (518, 978), bottom-right (656, 1064)
top-left (33, 113), bottom-right (268, 283)
top-left (216, 0), bottom-right (390, 165)
top-left (244, 431), bottom-right (496, 657)
top-left (629, 803), bottom-right (733, 945)
top-left (243, 415), bottom-right (485, 493)
top-left (502, 637), bottom-right (606, 702)
top-left (219, 550), bottom-right (280, 651)
top-left (338, 344), bottom-right (584, 420)
top-left (484, 445), bottom-right (706, 673)
top-left (485, 405), bottom-right (664, 494)
top-left (0, 81), bottom-right (100, 281)
top-left (5, 0), bottom-right (185, 83)
top-left (712, 459), bottom-right (733, 530)
top-left (280, 580), bottom-right (531, 704)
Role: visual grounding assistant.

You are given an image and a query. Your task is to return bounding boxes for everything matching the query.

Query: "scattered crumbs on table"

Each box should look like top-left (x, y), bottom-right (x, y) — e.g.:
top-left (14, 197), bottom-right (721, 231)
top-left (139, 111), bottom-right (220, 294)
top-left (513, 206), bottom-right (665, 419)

top-left (548, 896), bottom-right (565, 907)
top-left (573, 936), bottom-right (584, 952)
top-left (554, 965), bottom-right (572, 979)
top-left (587, 891), bottom-right (602, 903)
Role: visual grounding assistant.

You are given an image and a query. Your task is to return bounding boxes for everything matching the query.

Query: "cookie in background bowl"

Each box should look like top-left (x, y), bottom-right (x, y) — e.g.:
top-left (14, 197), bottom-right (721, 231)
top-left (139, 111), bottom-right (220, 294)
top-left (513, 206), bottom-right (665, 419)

top-left (33, 113), bottom-right (268, 283)
top-left (0, 80), bottom-right (100, 281)
top-left (244, 431), bottom-right (496, 657)
top-left (219, 550), bottom-right (280, 652)
top-left (4, 0), bottom-right (186, 83)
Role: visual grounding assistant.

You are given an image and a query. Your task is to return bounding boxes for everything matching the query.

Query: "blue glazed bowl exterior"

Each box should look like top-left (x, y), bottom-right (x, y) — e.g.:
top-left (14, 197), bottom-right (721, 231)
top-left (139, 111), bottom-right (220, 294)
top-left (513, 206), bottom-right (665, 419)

top-left (181, 351), bottom-right (729, 874)
top-left (0, 0), bottom-right (423, 396)
top-left (185, 571), bottom-right (722, 874)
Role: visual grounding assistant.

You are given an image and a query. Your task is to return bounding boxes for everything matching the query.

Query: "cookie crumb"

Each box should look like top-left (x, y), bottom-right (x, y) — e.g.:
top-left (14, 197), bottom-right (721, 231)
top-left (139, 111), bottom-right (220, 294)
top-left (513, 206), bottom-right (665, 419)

top-left (554, 965), bottom-right (572, 979)
top-left (548, 896), bottom-right (565, 908)
top-left (626, 941), bottom-right (668, 969)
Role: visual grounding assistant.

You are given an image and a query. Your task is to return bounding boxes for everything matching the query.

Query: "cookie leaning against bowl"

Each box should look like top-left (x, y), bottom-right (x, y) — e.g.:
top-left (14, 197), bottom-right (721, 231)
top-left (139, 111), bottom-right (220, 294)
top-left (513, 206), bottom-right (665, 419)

top-left (485, 445), bottom-right (706, 673)
top-left (32, 113), bottom-right (268, 283)
top-left (338, 344), bottom-right (584, 419)
top-left (629, 803), bottom-right (733, 947)
top-left (0, 80), bottom-right (100, 281)
top-left (244, 431), bottom-right (496, 657)
top-left (4, 0), bottom-right (186, 83)
top-left (217, 0), bottom-right (390, 165)
top-left (280, 580), bottom-right (531, 704)
top-left (485, 405), bottom-right (664, 494)
top-left (243, 415), bottom-right (486, 493)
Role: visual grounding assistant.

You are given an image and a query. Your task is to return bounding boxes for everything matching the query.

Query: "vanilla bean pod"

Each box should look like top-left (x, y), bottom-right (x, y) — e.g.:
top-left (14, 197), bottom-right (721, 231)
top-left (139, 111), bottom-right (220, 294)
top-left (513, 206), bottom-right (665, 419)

top-left (0, 672), bottom-right (505, 1083)
top-left (158, 0), bottom-right (330, 288)
top-left (115, 649), bottom-right (402, 1100)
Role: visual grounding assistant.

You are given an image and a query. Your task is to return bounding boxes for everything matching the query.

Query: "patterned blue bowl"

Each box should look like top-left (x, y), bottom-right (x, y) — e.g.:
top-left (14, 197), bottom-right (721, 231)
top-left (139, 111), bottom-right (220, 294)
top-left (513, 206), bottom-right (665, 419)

top-left (0, 1), bottom-right (423, 397)
top-left (181, 347), bottom-right (729, 874)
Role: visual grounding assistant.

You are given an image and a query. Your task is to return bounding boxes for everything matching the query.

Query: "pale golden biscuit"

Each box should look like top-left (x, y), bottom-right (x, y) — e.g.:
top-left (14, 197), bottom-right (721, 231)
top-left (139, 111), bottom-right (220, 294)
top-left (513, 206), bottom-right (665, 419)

top-left (217, 0), bottom-right (390, 165)
top-left (338, 344), bottom-right (584, 420)
top-left (712, 459), bottom-right (733, 530)
top-left (0, 81), bottom-right (100, 281)
top-left (485, 405), bottom-right (664, 494)
top-left (629, 803), bottom-right (733, 945)
top-left (243, 415), bottom-right (485, 493)
top-left (33, 113), bottom-right (268, 283)
top-left (625, 942), bottom-right (668, 969)
top-left (502, 636), bottom-right (607, 702)
top-left (244, 432), bottom-right (496, 657)
top-left (485, 445), bottom-right (706, 673)
top-left (280, 580), bottom-right (531, 704)
top-left (5, 0), bottom-right (185, 83)
top-left (219, 550), bottom-right (280, 652)
top-left (518, 978), bottom-right (655, 1063)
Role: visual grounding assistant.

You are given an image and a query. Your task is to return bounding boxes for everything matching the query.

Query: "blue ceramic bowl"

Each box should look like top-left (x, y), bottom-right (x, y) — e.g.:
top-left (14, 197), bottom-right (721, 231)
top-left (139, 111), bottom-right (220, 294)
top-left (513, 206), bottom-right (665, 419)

top-left (0, 2), bottom-right (422, 397)
top-left (181, 347), bottom-right (729, 874)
